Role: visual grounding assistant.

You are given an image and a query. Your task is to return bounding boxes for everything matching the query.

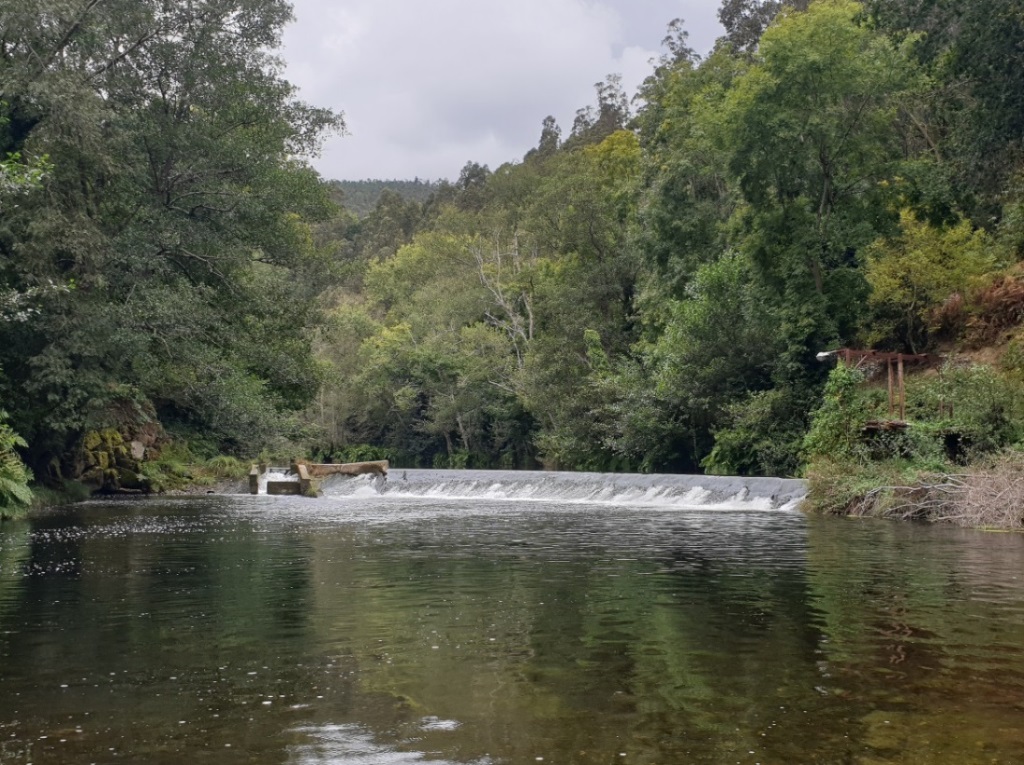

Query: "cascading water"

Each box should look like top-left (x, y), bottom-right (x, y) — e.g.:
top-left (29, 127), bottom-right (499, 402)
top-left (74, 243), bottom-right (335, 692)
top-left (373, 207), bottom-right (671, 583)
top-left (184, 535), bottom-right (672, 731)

top-left (316, 469), bottom-right (806, 511)
top-left (258, 466), bottom-right (298, 493)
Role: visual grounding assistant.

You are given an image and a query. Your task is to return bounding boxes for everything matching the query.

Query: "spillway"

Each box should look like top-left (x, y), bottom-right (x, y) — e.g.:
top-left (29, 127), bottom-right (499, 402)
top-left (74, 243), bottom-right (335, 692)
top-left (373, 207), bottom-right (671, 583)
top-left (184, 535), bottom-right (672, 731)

top-left (318, 468), bottom-right (806, 511)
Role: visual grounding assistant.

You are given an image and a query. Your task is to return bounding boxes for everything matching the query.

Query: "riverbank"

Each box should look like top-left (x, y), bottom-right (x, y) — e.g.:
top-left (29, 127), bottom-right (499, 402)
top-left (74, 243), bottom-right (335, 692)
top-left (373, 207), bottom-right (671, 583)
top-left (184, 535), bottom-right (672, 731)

top-left (0, 455), bottom-right (252, 522)
top-left (805, 452), bottom-right (1024, 529)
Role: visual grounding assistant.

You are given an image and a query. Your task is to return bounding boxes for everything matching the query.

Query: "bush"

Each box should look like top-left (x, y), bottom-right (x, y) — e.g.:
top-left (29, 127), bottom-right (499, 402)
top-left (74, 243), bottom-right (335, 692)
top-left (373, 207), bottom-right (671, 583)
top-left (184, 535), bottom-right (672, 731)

top-left (802, 365), bottom-right (869, 463)
top-left (911, 363), bottom-right (1024, 458)
top-left (804, 459), bottom-right (919, 516)
top-left (315, 443), bottom-right (394, 465)
top-left (0, 410), bottom-right (32, 518)
top-left (703, 389), bottom-right (807, 478)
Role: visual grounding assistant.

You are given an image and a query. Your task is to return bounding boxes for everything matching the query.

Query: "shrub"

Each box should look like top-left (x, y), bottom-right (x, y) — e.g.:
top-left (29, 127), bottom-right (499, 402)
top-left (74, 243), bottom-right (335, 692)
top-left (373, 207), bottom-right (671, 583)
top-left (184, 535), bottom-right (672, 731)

top-left (968, 273), bottom-right (1024, 344)
top-left (864, 212), bottom-right (996, 352)
top-left (0, 410), bottom-right (32, 518)
top-left (802, 365), bottom-right (870, 462)
top-left (703, 389), bottom-right (807, 478)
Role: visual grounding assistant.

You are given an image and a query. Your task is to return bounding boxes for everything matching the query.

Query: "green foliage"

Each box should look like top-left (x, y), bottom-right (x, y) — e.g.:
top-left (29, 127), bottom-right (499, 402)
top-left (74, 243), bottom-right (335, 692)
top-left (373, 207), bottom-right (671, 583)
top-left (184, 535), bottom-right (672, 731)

top-left (802, 365), bottom-right (869, 462)
top-left (328, 179), bottom-right (439, 218)
top-left (864, 212), bottom-right (997, 351)
top-left (802, 359), bottom-right (1024, 519)
top-left (299, 3), bottom-right (1022, 479)
top-left (803, 457), bottom-right (924, 516)
top-left (911, 364), bottom-right (1024, 459)
top-left (703, 389), bottom-right (808, 478)
top-left (0, 409), bottom-right (32, 516)
top-left (3, 1), bottom-right (1020, 485)
top-left (314, 443), bottom-right (393, 465)
top-left (204, 455), bottom-right (250, 481)
top-left (634, 46), bottom-right (744, 301)
top-left (0, 0), bottom-right (342, 472)
top-left (868, 0), bottom-right (1024, 218)
top-left (716, 0), bottom-right (917, 384)
top-left (138, 442), bottom-right (250, 492)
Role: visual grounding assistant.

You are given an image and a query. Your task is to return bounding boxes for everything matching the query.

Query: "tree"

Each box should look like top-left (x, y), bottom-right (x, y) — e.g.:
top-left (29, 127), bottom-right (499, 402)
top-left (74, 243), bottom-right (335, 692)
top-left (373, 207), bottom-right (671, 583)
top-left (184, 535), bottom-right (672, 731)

top-left (604, 252), bottom-right (784, 472)
top-left (565, 75), bottom-right (631, 149)
top-left (523, 116), bottom-right (561, 163)
top-left (634, 46), bottom-right (745, 302)
top-left (864, 212), bottom-right (996, 352)
top-left (518, 131), bottom-right (643, 469)
top-left (0, 0), bottom-right (342, 471)
top-left (717, 0), bottom-right (810, 54)
top-left (0, 410), bottom-right (32, 516)
top-left (867, 0), bottom-right (1024, 219)
top-left (717, 0), bottom-right (918, 383)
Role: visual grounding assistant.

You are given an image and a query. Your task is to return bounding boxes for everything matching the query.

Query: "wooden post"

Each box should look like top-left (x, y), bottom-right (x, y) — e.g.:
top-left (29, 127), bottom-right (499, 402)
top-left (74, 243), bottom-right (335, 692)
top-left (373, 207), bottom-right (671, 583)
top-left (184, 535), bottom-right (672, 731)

top-left (897, 355), bottom-right (906, 420)
top-left (887, 360), bottom-right (895, 417)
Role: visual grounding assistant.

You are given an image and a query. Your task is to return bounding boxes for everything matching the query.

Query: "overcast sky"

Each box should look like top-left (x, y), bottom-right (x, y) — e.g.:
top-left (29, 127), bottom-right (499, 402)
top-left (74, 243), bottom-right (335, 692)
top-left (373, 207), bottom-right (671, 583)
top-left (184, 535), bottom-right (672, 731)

top-left (281, 1), bottom-right (725, 182)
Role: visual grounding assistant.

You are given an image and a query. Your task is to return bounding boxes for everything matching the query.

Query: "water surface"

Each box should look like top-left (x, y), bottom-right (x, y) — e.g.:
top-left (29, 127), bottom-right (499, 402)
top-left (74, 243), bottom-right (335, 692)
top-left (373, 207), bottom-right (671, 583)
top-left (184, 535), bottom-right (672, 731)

top-left (0, 472), bottom-right (1022, 764)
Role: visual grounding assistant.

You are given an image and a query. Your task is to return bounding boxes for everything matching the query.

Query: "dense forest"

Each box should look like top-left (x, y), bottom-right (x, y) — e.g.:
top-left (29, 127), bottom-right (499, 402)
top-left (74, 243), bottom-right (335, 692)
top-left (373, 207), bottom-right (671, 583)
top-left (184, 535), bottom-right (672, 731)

top-left (328, 179), bottom-right (440, 218)
top-left (3, 0), bottom-right (1024, 517)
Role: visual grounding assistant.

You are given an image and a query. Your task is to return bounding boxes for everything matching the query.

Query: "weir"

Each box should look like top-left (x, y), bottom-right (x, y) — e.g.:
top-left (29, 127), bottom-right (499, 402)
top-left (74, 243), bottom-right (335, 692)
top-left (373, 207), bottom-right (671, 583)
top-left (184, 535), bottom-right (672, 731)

top-left (318, 469), bottom-right (806, 511)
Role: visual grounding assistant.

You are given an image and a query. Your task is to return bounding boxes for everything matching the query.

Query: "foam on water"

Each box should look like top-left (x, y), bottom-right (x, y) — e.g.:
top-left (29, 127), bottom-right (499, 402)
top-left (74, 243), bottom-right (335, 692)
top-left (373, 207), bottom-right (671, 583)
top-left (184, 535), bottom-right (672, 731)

top-left (316, 469), bottom-right (806, 511)
top-left (289, 724), bottom-right (487, 765)
top-left (257, 466), bottom-right (298, 493)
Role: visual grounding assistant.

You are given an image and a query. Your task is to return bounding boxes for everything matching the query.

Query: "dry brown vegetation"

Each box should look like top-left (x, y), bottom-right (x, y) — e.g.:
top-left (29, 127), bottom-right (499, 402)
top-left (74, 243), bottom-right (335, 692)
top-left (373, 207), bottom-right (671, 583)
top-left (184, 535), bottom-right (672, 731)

top-left (967, 271), bottom-right (1024, 345)
top-left (825, 453), bottom-right (1024, 529)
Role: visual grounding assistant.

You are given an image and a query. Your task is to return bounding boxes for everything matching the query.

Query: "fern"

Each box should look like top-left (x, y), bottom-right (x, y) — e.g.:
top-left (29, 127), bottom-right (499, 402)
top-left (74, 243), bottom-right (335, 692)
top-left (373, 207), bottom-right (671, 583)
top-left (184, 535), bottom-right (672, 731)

top-left (0, 410), bottom-right (32, 511)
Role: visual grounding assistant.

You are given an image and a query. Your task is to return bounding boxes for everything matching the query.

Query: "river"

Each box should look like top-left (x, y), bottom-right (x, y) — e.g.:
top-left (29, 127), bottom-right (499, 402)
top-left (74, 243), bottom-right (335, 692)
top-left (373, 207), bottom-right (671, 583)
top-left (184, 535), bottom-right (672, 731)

top-left (0, 470), bottom-right (1022, 764)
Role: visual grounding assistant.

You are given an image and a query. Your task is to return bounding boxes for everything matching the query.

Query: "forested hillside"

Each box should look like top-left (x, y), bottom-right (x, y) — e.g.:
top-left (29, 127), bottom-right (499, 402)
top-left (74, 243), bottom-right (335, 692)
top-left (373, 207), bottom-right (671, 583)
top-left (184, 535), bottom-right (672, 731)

top-left (328, 179), bottom-right (440, 218)
top-left (308, 0), bottom-right (1024, 478)
top-left (3, 0), bottom-right (1024, 516)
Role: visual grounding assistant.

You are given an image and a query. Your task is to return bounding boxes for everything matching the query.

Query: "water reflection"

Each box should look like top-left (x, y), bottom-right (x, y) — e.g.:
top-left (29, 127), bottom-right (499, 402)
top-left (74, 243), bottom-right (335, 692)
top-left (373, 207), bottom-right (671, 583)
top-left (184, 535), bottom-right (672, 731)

top-left (0, 495), bottom-right (1022, 764)
top-left (289, 723), bottom-right (488, 765)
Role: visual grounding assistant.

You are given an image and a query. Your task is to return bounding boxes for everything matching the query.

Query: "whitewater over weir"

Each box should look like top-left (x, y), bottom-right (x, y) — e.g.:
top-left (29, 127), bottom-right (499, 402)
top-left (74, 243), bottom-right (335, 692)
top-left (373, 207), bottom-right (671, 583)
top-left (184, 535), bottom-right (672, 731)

top-left (313, 469), bottom-right (807, 512)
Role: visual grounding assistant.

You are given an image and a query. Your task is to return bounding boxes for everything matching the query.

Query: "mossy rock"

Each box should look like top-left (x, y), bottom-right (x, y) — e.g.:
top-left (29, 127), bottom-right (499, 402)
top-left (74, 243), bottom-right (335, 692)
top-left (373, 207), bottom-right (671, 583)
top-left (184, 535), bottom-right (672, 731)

top-left (80, 467), bottom-right (106, 491)
top-left (117, 469), bottom-right (149, 492)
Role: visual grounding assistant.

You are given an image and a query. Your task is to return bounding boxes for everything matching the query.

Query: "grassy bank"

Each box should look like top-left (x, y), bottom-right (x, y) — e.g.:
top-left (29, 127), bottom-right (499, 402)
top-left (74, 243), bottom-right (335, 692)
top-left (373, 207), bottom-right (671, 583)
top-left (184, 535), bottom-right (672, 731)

top-left (805, 452), bottom-right (1024, 529)
top-left (800, 350), bottom-right (1024, 530)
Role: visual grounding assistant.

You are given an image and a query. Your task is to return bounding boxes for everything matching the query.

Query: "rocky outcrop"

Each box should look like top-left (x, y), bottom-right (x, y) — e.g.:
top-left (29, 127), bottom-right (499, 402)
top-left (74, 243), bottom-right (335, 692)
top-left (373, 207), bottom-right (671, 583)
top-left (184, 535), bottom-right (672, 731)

top-left (79, 428), bottom-right (149, 493)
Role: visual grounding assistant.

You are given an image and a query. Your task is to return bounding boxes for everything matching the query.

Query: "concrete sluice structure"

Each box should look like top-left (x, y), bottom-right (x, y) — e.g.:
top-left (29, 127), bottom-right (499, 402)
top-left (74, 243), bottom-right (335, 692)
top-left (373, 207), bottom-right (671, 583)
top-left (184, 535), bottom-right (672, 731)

top-left (248, 461), bottom-right (389, 496)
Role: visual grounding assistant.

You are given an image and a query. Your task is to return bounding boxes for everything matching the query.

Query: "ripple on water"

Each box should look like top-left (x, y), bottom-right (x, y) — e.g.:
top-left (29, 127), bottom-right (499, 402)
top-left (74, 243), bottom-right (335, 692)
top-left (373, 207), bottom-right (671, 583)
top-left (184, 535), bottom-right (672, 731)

top-left (289, 724), bottom-right (487, 765)
top-left (2, 494), bottom-right (1024, 765)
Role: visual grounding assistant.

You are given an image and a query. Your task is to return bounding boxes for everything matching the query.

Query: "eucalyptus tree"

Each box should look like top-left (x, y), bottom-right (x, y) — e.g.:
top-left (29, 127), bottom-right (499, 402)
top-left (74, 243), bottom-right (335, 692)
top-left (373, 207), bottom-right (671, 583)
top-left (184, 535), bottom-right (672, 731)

top-left (0, 0), bottom-right (342, 470)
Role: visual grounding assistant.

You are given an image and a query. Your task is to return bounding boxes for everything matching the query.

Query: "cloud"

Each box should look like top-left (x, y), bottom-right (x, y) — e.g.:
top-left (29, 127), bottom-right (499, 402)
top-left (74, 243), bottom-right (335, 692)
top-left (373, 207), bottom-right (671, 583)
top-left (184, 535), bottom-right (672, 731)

top-left (282, 0), bottom-right (722, 180)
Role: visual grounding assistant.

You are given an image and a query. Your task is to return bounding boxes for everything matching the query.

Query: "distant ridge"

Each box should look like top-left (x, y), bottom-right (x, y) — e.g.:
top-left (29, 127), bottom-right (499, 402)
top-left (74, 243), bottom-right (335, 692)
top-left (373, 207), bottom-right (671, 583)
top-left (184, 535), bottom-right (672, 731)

top-left (328, 178), bottom-right (440, 217)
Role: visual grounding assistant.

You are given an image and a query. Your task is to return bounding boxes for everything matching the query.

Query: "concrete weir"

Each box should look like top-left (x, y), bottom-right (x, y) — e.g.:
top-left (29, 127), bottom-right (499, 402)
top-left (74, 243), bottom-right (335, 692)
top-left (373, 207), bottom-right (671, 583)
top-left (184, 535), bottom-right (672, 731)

top-left (249, 460), bottom-right (389, 496)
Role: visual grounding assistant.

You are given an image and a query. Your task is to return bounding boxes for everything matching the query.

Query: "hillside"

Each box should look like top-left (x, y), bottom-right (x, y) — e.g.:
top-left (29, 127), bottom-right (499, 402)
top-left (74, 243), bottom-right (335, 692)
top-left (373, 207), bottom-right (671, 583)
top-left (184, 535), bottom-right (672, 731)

top-left (327, 179), bottom-right (441, 217)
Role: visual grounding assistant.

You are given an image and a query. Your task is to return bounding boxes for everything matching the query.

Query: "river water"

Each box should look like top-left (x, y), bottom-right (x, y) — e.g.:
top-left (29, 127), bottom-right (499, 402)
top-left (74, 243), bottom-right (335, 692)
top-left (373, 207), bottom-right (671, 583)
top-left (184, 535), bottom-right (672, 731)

top-left (0, 470), bottom-right (1022, 764)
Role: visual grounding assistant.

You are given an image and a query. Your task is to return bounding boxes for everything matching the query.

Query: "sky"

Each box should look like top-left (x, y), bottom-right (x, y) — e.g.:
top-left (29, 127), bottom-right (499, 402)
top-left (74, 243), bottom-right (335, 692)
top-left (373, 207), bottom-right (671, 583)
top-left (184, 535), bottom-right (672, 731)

top-left (281, 0), bottom-right (725, 182)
